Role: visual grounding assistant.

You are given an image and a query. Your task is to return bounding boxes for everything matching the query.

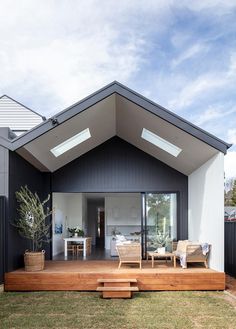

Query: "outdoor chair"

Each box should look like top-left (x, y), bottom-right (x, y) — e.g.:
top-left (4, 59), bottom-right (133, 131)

top-left (116, 243), bottom-right (142, 269)
top-left (172, 241), bottom-right (211, 268)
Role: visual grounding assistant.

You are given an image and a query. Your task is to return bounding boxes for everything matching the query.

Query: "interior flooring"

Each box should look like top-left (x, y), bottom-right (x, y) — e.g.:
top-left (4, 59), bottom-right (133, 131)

top-left (53, 246), bottom-right (117, 261)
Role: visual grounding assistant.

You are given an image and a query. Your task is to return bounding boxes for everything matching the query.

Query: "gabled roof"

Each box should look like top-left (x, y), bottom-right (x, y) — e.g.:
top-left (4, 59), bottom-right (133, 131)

top-left (0, 81), bottom-right (232, 174)
top-left (0, 95), bottom-right (45, 134)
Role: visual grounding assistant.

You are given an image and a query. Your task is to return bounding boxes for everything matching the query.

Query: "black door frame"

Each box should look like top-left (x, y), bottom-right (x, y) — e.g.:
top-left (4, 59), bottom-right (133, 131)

top-left (141, 191), bottom-right (179, 260)
top-left (0, 196), bottom-right (6, 284)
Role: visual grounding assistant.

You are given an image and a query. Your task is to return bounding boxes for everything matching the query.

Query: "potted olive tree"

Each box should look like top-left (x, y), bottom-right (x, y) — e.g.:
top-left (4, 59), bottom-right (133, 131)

top-left (14, 186), bottom-right (52, 271)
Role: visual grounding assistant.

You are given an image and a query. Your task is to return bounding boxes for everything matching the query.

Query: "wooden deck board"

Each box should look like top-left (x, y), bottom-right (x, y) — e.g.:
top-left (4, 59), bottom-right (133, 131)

top-left (4, 260), bottom-right (225, 291)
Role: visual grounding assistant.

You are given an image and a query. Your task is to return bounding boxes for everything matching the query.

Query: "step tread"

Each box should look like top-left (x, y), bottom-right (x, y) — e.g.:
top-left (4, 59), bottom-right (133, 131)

top-left (97, 287), bottom-right (139, 292)
top-left (97, 279), bottom-right (137, 283)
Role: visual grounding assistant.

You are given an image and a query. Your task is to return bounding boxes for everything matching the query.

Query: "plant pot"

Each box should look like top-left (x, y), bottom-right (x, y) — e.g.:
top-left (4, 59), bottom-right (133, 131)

top-left (157, 247), bottom-right (166, 255)
top-left (24, 250), bottom-right (45, 271)
top-left (74, 233), bottom-right (78, 237)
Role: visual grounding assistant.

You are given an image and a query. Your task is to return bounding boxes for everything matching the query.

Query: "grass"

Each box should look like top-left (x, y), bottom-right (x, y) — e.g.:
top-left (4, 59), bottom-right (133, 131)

top-left (0, 291), bottom-right (236, 329)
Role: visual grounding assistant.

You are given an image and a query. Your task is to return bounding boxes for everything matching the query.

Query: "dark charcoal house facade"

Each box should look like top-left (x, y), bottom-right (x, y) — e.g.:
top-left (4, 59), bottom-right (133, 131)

top-left (0, 81), bottom-right (231, 283)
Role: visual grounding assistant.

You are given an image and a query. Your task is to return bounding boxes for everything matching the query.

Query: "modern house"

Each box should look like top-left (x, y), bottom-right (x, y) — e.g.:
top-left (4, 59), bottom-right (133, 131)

top-left (0, 81), bottom-right (231, 291)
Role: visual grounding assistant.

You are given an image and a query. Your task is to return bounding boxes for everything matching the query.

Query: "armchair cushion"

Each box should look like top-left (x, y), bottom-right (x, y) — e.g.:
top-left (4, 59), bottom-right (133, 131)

top-left (174, 240), bottom-right (211, 269)
top-left (176, 240), bottom-right (189, 253)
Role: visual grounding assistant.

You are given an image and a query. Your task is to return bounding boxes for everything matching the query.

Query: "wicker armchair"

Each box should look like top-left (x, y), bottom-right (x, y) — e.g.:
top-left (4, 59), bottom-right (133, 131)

top-left (116, 243), bottom-right (142, 269)
top-left (172, 241), bottom-right (210, 268)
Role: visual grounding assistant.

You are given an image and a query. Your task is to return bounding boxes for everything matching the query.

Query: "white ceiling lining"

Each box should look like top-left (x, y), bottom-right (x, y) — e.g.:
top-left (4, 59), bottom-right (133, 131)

top-left (17, 93), bottom-right (218, 175)
top-left (21, 95), bottom-right (116, 172)
top-left (115, 95), bottom-right (218, 175)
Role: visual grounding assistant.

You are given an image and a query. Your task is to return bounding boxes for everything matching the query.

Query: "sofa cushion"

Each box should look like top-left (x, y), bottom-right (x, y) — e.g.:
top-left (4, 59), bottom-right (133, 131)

top-left (176, 240), bottom-right (189, 253)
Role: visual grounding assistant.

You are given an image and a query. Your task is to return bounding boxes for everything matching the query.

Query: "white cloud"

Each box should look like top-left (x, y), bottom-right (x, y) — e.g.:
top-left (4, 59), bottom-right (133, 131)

top-left (0, 0), bottom-right (235, 124)
top-left (168, 50), bottom-right (236, 111)
top-left (171, 43), bottom-right (207, 68)
top-left (194, 105), bottom-right (236, 126)
top-left (168, 73), bottom-right (226, 110)
top-left (228, 52), bottom-right (236, 77)
top-left (181, 0), bottom-right (236, 13)
top-left (0, 0), bottom-right (160, 116)
top-left (225, 151), bottom-right (236, 179)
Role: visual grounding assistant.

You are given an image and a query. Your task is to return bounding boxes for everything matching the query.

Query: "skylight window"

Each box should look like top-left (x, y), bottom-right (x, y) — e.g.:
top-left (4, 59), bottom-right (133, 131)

top-left (141, 128), bottom-right (182, 157)
top-left (50, 128), bottom-right (91, 157)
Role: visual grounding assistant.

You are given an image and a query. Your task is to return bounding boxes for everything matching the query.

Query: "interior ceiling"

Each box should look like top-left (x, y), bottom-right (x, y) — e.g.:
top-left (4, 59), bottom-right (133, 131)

top-left (16, 93), bottom-right (218, 175)
top-left (84, 192), bottom-right (140, 200)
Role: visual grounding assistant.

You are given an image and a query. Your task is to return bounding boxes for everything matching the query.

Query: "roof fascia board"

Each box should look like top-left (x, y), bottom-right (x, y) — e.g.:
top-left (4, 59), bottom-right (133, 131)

top-left (0, 136), bottom-right (13, 150)
top-left (53, 82), bottom-right (117, 123)
top-left (11, 82), bottom-right (117, 150)
top-left (114, 82), bottom-right (231, 154)
top-left (8, 80), bottom-right (231, 154)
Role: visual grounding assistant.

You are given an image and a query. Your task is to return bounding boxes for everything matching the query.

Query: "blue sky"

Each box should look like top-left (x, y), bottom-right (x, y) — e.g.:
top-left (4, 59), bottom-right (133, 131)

top-left (0, 0), bottom-right (236, 177)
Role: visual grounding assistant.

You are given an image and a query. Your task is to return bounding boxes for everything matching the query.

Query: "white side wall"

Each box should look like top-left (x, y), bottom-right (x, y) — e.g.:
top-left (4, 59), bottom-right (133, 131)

top-left (105, 195), bottom-right (141, 249)
top-left (188, 152), bottom-right (224, 271)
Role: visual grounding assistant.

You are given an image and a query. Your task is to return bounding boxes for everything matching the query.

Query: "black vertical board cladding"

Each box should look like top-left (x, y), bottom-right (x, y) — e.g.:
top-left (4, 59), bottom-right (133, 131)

top-left (225, 222), bottom-right (236, 277)
top-left (7, 137), bottom-right (188, 271)
top-left (52, 137), bottom-right (188, 239)
top-left (8, 151), bottom-right (51, 272)
top-left (0, 196), bottom-right (5, 283)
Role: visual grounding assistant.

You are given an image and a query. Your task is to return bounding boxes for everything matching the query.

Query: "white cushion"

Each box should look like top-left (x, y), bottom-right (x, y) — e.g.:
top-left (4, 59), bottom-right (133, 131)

top-left (176, 240), bottom-right (189, 253)
top-left (116, 235), bottom-right (126, 242)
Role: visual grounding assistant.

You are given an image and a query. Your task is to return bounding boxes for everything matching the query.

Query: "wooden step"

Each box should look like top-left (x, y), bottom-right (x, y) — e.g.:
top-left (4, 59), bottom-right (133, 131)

top-left (97, 286), bottom-right (139, 299)
top-left (97, 278), bottom-right (137, 283)
top-left (97, 277), bottom-right (139, 298)
top-left (97, 286), bottom-right (139, 292)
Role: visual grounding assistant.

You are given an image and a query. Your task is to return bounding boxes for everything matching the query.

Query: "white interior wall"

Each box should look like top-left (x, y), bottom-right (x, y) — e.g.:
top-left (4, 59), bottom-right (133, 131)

top-left (66, 193), bottom-right (83, 229)
top-left (52, 193), bottom-right (83, 256)
top-left (105, 195), bottom-right (141, 249)
top-left (188, 152), bottom-right (224, 271)
top-left (52, 193), bottom-right (68, 256)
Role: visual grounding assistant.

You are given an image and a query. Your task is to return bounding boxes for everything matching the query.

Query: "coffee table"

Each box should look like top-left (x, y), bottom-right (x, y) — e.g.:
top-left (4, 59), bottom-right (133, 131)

top-left (147, 251), bottom-right (176, 268)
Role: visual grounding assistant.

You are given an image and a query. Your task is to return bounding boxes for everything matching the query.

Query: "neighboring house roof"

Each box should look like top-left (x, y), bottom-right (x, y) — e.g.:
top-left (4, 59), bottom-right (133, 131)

top-left (0, 81), bottom-right (232, 174)
top-left (0, 95), bottom-right (45, 135)
top-left (225, 207), bottom-right (236, 213)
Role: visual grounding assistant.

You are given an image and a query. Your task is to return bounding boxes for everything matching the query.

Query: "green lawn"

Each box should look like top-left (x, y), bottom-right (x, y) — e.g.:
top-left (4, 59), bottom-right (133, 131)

top-left (0, 291), bottom-right (236, 329)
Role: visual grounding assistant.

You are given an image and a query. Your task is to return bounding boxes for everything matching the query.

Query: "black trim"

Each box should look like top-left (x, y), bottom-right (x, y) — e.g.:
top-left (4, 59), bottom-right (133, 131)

top-left (114, 87), bottom-right (231, 154)
top-left (0, 196), bottom-right (6, 284)
top-left (141, 193), bottom-right (146, 259)
top-left (142, 192), bottom-right (181, 260)
top-left (225, 221), bottom-right (236, 276)
top-left (1, 81), bottom-right (231, 154)
top-left (11, 83), bottom-right (117, 150)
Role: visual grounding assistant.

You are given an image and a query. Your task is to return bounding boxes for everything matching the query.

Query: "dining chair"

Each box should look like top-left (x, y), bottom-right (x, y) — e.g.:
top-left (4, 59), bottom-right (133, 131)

top-left (67, 242), bottom-right (76, 255)
top-left (86, 237), bottom-right (92, 256)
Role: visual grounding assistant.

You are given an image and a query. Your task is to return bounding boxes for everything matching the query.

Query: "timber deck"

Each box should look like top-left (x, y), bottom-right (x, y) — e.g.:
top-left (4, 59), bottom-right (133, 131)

top-left (4, 260), bottom-right (225, 291)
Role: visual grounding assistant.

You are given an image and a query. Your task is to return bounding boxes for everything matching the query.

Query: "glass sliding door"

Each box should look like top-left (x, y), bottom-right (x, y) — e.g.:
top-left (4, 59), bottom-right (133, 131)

top-left (142, 193), bottom-right (177, 258)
